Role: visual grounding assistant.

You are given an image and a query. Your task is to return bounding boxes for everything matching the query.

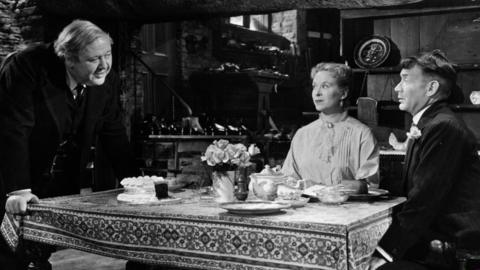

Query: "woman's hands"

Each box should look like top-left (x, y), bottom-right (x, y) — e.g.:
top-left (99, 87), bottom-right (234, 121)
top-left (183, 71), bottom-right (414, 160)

top-left (340, 179), bottom-right (368, 194)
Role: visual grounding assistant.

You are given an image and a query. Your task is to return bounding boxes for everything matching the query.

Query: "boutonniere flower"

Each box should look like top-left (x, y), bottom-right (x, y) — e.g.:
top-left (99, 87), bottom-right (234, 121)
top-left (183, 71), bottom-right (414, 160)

top-left (407, 126), bottom-right (422, 140)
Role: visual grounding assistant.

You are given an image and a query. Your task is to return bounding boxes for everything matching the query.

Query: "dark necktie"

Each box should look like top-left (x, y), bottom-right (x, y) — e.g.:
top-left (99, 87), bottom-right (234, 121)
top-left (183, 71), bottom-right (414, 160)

top-left (72, 84), bottom-right (86, 100)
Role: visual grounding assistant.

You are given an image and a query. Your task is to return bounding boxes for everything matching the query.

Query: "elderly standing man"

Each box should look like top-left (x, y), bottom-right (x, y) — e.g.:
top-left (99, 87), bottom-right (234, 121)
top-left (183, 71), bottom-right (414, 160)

top-left (0, 19), bottom-right (138, 269)
top-left (369, 50), bottom-right (480, 270)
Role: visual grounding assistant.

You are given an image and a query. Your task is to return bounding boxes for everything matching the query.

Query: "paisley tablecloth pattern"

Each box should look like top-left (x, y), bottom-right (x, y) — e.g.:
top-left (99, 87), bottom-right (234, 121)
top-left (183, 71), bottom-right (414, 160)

top-left (1, 189), bottom-right (404, 270)
top-left (347, 215), bottom-right (392, 269)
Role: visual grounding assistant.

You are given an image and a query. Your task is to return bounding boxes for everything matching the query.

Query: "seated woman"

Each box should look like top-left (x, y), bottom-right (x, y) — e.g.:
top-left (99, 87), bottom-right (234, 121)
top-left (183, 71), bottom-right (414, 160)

top-left (281, 62), bottom-right (379, 188)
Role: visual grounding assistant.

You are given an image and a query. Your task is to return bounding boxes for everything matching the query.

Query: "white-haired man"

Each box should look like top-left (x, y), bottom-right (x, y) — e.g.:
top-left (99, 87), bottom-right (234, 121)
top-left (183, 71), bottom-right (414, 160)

top-left (0, 19), bottom-right (137, 269)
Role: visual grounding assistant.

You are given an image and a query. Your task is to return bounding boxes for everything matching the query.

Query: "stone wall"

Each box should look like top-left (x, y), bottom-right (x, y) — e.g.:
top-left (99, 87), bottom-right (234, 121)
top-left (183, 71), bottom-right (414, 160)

top-left (0, 0), bottom-right (43, 58)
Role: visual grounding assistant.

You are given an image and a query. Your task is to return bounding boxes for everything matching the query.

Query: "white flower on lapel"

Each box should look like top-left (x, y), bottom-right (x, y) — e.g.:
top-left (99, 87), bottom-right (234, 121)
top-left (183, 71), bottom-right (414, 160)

top-left (407, 126), bottom-right (422, 140)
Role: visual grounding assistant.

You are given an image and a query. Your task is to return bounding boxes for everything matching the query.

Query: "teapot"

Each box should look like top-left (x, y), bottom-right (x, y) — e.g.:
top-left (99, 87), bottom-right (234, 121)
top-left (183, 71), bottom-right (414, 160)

top-left (248, 165), bottom-right (302, 201)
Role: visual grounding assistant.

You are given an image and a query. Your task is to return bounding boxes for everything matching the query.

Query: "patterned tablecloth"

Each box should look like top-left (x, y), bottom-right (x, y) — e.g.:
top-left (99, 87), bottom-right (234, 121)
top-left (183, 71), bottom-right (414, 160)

top-left (1, 189), bottom-right (404, 270)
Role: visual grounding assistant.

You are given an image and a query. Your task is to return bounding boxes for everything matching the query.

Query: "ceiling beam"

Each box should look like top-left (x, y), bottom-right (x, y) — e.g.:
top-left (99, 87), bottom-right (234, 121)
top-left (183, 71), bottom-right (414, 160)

top-left (39, 0), bottom-right (423, 22)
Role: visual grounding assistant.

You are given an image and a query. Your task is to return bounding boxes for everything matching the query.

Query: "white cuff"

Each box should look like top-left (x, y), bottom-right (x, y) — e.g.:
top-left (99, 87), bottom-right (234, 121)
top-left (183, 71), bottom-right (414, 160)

top-left (376, 246), bottom-right (393, 262)
top-left (6, 189), bottom-right (32, 197)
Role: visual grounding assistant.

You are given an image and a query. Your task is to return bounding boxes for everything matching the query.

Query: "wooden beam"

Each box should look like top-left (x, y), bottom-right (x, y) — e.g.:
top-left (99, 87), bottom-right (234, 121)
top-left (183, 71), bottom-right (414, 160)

top-left (341, 4), bottom-right (480, 19)
top-left (39, 0), bottom-right (423, 22)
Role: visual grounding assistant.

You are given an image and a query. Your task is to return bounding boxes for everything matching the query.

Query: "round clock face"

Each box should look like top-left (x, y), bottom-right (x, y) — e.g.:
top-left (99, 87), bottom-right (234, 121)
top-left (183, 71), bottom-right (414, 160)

top-left (354, 36), bottom-right (391, 68)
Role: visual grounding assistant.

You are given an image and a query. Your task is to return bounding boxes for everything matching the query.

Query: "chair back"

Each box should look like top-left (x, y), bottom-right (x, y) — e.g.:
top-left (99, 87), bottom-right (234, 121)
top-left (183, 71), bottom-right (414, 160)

top-left (357, 97), bottom-right (378, 126)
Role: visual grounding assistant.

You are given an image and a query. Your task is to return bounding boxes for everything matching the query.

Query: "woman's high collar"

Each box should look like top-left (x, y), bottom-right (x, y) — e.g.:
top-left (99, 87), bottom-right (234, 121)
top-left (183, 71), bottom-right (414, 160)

top-left (319, 110), bottom-right (348, 124)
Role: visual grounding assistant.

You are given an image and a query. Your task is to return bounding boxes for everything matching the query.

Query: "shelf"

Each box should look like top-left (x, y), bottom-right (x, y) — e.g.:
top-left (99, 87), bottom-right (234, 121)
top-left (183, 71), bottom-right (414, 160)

top-left (450, 104), bottom-right (480, 111)
top-left (352, 63), bottom-right (480, 74)
top-left (352, 66), bottom-right (400, 74)
top-left (220, 47), bottom-right (290, 58)
top-left (196, 70), bottom-right (289, 81)
top-left (146, 135), bottom-right (247, 142)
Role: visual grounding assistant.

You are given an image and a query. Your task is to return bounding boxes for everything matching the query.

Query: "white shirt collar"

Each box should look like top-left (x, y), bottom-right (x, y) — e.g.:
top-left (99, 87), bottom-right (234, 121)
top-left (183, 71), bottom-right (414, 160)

top-left (412, 105), bottom-right (431, 125)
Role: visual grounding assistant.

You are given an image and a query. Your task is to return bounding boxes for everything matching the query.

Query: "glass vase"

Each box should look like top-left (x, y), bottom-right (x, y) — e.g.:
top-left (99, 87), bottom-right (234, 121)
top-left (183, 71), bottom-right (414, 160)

top-left (212, 170), bottom-right (235, 203)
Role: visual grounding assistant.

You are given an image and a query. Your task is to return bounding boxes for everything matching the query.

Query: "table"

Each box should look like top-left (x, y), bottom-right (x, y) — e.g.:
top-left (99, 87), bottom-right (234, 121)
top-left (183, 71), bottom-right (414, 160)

top-left (1, 190), bottom-right (404, 270)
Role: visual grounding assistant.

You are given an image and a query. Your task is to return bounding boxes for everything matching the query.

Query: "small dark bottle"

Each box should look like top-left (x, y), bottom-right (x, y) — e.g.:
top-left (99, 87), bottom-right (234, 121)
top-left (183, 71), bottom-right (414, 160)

top-left (235, 167), bottom-right (249, 201)
top-left (142, 114), bottom-right (159, 136)
top-left (158, 118), bottom-right (170, 135)
top-left (168, 122), bottom-right (180, 135)
top-left (203, 116), bottom-right (214, 136)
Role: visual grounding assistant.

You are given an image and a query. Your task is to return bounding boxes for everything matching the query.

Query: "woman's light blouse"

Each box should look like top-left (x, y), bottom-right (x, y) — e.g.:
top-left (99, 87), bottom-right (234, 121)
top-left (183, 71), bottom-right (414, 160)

top-left (281, 112), bottom-right (379, 185)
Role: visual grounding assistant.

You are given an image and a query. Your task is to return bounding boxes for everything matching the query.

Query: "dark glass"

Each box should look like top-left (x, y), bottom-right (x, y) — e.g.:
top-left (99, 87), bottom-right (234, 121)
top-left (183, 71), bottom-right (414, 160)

top-left (154, 182), bottom-right (168, 199)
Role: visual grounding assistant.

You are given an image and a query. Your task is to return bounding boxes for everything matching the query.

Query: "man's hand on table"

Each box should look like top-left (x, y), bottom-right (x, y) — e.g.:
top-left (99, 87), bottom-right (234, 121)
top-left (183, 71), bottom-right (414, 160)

top-left (6, 191), bottom-right (39, 215)
top-left (368, 256), bottom-right (387, 270)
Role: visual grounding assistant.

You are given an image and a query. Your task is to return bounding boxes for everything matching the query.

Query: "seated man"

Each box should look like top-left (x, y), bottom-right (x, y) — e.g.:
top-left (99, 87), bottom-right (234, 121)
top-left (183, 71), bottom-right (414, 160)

top-left (369, 50), bottom-right (480, 270)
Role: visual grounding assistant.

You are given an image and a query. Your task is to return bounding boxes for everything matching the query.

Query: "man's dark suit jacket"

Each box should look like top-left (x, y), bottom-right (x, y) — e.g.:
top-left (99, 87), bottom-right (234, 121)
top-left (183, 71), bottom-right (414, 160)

top-left (379, 101), bottom-right (480, 267)
top-left (0, 43), bottom-right (136, 214)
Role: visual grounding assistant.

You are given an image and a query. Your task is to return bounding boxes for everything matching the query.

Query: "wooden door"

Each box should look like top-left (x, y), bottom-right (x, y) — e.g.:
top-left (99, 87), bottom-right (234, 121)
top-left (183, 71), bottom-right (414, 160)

top-left (138, 23), bottom-right (177, 120)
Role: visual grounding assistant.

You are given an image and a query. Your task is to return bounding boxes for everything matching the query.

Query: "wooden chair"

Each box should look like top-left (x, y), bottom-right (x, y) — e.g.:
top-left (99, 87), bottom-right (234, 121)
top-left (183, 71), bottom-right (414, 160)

top-left (356, 97), bottom-right (378, 127)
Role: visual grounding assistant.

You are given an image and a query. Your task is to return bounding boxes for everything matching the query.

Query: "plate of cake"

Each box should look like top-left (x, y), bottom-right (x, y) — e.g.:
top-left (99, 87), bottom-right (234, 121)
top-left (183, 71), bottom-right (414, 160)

top-left (118, 176), bottom-right (182, 204)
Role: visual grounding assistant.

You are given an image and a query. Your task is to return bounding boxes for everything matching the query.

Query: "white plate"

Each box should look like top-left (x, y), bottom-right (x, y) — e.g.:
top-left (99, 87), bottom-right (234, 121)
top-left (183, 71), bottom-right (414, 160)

top-left (117, 193), bottom-right (182, 205)
top-left (275, 197), bottom-right (309, 208)
top-left (347, 188), bottom-right (389, 201)
top-left (168, 183), bottom-right (185, 191)
top-left (220, 201), bottom-right (290, 215)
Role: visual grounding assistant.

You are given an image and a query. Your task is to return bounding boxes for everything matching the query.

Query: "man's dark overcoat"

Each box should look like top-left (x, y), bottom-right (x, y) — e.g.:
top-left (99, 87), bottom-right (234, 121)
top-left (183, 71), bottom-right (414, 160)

top-left (379, 101), bottom-right (480, 268)
top-left (0, 43), bottom-right (136, 214)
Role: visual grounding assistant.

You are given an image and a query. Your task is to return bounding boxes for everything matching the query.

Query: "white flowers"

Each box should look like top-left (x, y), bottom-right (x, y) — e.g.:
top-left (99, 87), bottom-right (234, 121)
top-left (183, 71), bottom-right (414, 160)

top-left (407, 125), bottom-right (422, 140)
top-left (201, 139), bottom-right (260, 169)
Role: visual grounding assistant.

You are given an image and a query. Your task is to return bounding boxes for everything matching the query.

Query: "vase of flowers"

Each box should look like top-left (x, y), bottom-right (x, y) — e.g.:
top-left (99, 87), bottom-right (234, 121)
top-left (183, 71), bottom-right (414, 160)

top-left (201, 139), bottom-right (260, 203)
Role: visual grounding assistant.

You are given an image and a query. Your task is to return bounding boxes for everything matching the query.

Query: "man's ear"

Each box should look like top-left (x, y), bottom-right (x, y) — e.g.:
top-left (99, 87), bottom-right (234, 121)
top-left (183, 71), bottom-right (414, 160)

top-left (341, 88), bottom-right (349, 100)
top-left (64, 56), bottom-right (76, 70)
top-left (426, 80), bottom-right (440, 97)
